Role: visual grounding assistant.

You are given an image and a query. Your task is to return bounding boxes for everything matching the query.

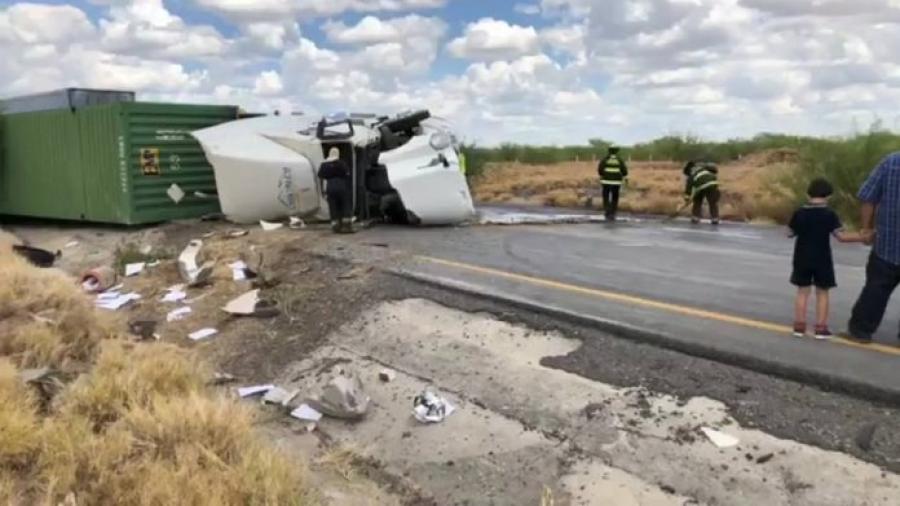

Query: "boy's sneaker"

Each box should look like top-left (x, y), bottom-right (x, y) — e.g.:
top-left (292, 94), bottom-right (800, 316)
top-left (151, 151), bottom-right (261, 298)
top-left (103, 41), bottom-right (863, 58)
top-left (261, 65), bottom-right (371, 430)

top-left (814, 326), bottom-right (833, 340)
top-left (711, 219), bottom-right (720, 226)
top-left (792, 322), bottom-right (806, 337)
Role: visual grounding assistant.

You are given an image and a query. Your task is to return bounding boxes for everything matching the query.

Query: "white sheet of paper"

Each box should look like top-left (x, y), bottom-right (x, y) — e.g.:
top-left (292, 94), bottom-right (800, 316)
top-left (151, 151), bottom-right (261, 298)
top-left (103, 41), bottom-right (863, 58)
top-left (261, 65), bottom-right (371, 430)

top-left (290, 404), bottom-right (323, 422)
top-left (161, 290), bottom-right (187, 303)
top-left (701, 427), bottom-right (740, 448)
top-left (229, 260), bottom-right (248, 281)
top-left (65, 241), bottom-right (79, 248)
top-left (188, 328), bottom-right (217, 341)
top-left (166, 306), bottom-right (192, 322)
top-left (259, 220), bottom-right (283, 231)
top-left (237, 384), bottom-right (274, 398)
top-left (97, 291), bottom-right (122, 300)
top-left (107, 284), bottom-right (124, 292)
top-left (96, 293), bottom-right (141, 311)
top-left (125, 262), bottom-right (145, 277)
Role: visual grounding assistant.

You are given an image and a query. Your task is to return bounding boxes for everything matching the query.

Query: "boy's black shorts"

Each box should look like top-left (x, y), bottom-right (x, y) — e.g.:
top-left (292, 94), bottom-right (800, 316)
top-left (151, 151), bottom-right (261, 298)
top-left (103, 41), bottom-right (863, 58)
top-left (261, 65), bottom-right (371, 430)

top-left (791, 263), bottom-right (836, 289)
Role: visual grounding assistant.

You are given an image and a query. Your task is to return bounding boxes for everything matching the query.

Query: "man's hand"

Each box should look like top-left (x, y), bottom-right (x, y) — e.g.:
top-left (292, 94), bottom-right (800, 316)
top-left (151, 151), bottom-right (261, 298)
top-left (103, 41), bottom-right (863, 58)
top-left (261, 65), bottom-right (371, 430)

top-left (861, 229), bottom-right (876, 245)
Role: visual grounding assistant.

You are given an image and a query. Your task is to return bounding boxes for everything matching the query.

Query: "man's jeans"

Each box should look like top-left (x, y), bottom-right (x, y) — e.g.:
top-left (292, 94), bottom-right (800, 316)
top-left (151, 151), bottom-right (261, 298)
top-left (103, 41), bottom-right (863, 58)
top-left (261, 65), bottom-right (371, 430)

top-left (849, 252), bottom-right (900, 339)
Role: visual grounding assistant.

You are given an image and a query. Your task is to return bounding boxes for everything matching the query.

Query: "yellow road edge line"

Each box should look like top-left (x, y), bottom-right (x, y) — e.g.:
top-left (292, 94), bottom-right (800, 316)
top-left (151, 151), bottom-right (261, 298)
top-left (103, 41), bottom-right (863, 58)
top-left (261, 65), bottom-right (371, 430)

top-left (417, 255), bottom-right (900, 357)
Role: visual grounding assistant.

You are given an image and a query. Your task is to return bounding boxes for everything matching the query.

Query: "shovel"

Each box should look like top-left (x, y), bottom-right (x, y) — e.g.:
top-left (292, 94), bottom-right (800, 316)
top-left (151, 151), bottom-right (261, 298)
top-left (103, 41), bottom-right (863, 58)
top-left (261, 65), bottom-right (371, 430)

top-left (663, 200), bottom-right (691, 223)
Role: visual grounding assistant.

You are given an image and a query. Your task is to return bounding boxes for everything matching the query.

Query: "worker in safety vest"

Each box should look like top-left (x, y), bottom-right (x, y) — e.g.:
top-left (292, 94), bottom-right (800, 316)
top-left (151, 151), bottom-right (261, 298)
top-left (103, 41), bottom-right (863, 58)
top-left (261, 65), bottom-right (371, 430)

top-left (598, 146), bottom-right (628, 221)
top-left (683, 159), bottom-right (720, 225)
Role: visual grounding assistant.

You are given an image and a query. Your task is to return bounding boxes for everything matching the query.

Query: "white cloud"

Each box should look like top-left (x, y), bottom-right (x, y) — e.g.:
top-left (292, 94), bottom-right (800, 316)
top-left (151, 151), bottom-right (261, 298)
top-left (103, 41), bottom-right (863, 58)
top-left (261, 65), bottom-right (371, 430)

top-left (447, 18), bottom-right (540, 60)
top-left (253, 70), bottom-right (284, 95)
top-left (514, 3), bottom-right (541, 15)
top-left (194, 0), bottom-right (446, 21)
top-left (0, 3), bottom-right (94, 45)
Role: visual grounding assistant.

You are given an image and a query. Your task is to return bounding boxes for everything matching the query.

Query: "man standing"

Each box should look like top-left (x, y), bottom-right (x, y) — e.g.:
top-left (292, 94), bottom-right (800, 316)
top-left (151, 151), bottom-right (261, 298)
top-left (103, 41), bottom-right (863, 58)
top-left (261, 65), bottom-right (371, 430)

top-left (684, 159), bottom-right (720, 225)
top-left (317, 147), bottom-right (354, 234)
top-left (847, 153), bottom-right (900, 343)
top-left (598, 146), bottom-right (628, 221)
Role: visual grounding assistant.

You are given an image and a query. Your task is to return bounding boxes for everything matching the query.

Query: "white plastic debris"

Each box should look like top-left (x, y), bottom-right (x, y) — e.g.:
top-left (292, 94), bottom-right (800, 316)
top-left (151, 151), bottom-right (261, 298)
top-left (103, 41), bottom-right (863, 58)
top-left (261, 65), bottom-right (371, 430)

top-left (228, 229), bottom-right (249, 238)
top-left (147, 260), bottom-right (160, 268)
top-left (65, 241), bottom-right (79, 248)
top-left (701, 427), bottom-right (740, 448)
top-left (310, 373), bottom-right (370, 420)
top-left (166, 306), bottom-right (192, 322)
top-left (290, 404), bottom-right (323, 422)
top-left (188, 328), bottom-right (217, 341)
top-left (413, 388), bottom-right (456, 424)
top-left (289, 217), bottom-right (306, 230)
top-left (260, 220), bottom-right (283, 232)
top-left (177, 240), bottom-right (215, 287)
top-left (223, 289), bottom-right (258, 315)
top-left (167, 183), bottom-right (186, 204)
top-left (229, 260), bottom-right (248, 281)
top-left (262, 387), bottom-right (298, 406)
top-left (238, 384), bottom-right (274, 398)
top-left (125, 262), bottom-right (145, 277)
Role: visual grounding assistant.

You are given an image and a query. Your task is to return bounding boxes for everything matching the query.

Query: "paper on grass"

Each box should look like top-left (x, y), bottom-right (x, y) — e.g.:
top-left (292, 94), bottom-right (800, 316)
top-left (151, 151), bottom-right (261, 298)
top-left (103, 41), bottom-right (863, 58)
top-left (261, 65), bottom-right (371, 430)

top-left (188, 328), bottom-right (217, 341)
top-left (166, 307), bottom-right (192, 322)
top-left (290, 404), bottom-right (323, 422)
top-left (701, 427), bottom-right (740, 448)
top-left (229, 260), bottom-right (248, 281)
top-left (125, 262), bottom-right (145, 277)
top-left (161, 290), bottom-right (187, 303)
top-left (96, 293), bottom-right (141, 311)
top-left (237, 385), bottom-right (274, 398)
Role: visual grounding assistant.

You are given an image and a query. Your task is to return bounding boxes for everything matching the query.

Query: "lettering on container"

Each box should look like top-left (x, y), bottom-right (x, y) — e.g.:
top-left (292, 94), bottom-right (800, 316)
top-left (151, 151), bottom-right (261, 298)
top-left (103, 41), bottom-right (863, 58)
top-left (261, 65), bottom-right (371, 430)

top-left (118, 136), bottom-right (128, 194)
top-left (155, 129), bottom-right (187, 141)
top-left (169, 154), bottom-right (182, 172)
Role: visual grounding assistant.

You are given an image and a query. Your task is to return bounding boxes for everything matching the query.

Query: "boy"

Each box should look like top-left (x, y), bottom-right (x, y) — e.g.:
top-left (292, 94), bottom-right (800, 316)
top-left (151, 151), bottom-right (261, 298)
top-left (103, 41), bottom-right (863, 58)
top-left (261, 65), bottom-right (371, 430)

top-left (789, 178), bottom-right (862, 339)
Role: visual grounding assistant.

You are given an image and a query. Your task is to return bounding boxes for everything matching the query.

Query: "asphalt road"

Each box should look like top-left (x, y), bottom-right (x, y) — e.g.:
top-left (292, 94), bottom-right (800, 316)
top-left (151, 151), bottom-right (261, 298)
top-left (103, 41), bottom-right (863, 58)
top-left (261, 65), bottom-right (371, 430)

top-left (352, 207), bottom-right (900, 400)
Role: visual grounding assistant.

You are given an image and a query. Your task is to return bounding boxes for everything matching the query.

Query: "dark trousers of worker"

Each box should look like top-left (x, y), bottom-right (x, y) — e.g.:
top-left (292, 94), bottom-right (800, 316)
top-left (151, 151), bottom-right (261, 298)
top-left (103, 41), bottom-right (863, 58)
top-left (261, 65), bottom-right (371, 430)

top-left (692, 188), bottom-right (720, 220)
top-left (326, 189), bottom-right (352, 232)
top-left (848, 252), bottom-right (900, 339)
top-left (602, 185), bottom-right (620, 220)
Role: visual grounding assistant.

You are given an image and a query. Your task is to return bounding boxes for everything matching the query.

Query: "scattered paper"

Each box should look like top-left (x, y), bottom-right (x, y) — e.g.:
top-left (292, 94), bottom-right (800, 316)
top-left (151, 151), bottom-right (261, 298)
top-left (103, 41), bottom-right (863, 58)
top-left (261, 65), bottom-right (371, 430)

top-left (96, 292), bottom-right (141, 311)
top-left (166, 306), bottom-right (192, 322)
top-left (167, 183), bottom-right (185, 204)
top-left (65, 241), bottom-right (79, 248)
top-left (228, 229), bottom-right (249, 238)
top-left (161, 290), bottom-right (187, 303)
top-left (701, 427), bottom-right (740, 448)
top-left (223, 289), bottom-right (260, 315)
top-left (201, 231), bottom-right (216, 239)
top-left (188, 328), bottom-right (217, 341)
top-left (262, 387), bottom-right (298, 406)
top-left (260, 220), bottom-right (283, 232)
top-left (146, 260), bottom-right (160, 268)
top-left (177, 240), bottom-right (214, 287)
top-left (230, 260), bottom-right (248, 281)
top-left (289, 217), bottom-right (306, 230)
top-left (97, 291), bottom-right (122, 301)
top-left (125, 262), bottom-right (145, 277)
top-left (413, 388), bottom-right (456, 424)
top-left (290, 404), bottom-right (323, 422)
top-left (107, 284), bottom-right (124, 292)
top-left (238, 384), bottom-right (274, 398)
top-left (212, 372), bottom-right (237, 385)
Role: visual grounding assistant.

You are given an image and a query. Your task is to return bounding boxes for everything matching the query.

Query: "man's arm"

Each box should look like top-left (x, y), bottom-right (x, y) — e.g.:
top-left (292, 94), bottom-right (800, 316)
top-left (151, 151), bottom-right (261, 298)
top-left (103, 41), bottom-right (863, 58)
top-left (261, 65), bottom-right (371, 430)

top-left (860, 203), bottom-right (877, 245)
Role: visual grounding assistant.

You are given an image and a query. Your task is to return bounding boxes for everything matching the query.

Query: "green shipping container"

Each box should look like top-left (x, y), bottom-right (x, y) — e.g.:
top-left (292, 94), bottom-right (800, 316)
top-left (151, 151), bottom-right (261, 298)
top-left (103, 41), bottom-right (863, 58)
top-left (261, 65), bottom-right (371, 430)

top-left (0, 101), bottom-right (238, 224)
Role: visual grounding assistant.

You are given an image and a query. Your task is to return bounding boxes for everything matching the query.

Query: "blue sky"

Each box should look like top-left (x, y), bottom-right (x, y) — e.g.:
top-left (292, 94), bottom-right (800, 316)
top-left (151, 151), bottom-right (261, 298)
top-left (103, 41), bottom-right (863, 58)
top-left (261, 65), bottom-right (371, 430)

top-left (2, 0), bottom-right (900, 145)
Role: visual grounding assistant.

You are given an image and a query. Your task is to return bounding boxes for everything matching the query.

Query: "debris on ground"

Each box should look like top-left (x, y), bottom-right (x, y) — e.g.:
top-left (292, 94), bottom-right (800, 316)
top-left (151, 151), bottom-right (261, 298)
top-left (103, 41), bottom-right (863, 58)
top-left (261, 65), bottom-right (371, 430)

top-left (240, 248), bottom-right (278, 286)
top-left (309, 372), bottom-right (370, 420)
top-left (238, 384), bottom-right (275, 398)
top-left (80, 266), bottom-right (118, 293)
top-left (177, 239), bottom-right (215, 287)
top-left (212, 372), bottom-right (237, 385)
top-left (228, 229), bottom-right (249, 238)
top-left (756, 453), bottom-right (775, 464)
top-left (95, 291), bottom-right (141, 311)
top-left (291, 403), bottom-right (323, 422)
top-left (856, 423), bottom-right (878, 452)
top-left (128, 319), bottom-right (159, 341)
top-left (701, 427), bottom-right (740, 448)
top-left (166, 306), bottom-right (192, 322)
top-left (161, 285), bottom-right (187, 303)
top-left (65, 241), bottom-right (79, 248)
top-left (230, 260), bottom-right (250, 280)
top-left (125, 262), bottom-right (145, 277)
top-left (263, 386), bottom-right (299, 406)
top-left (289, 217), bottom-right (306, 230)
top-left (223, 289), bottom-right (279, 317)
top-left (188, 327), bottom-right (218, 341)
top-left (260, 220), bottom-right (284, 232)
top-left (378, 368), bottom-right (396, 383)
top-left (13, 244), bottom-right (59, 267)
top-left (413, 387), bottom-right (456, 424)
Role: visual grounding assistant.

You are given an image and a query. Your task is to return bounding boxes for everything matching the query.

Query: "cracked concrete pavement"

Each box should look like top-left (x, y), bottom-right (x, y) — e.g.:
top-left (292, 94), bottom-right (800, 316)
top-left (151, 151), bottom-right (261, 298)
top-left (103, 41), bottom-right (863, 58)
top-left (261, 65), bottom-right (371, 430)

top-left (278, 298), bottom-right (900, 505)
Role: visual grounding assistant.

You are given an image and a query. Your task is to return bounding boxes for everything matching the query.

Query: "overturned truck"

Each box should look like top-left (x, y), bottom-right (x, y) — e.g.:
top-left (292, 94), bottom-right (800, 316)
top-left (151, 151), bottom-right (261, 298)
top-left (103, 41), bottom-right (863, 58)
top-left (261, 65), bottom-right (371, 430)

top-left (192, 110), bottom-right (475, 225)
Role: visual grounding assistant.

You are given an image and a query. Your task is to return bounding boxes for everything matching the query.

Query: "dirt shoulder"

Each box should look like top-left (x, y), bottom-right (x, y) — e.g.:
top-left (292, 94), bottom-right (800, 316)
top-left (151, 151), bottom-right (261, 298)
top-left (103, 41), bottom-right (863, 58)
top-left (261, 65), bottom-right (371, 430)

top-left (472, 150), bottom-right (798, 223)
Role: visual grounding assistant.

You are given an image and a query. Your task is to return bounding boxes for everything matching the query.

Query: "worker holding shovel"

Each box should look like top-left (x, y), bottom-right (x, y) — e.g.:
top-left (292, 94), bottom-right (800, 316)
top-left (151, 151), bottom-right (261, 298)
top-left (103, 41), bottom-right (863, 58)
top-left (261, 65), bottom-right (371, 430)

top-left (683, 159), bottom-right (721, 225)
top-left (598, 146), bottom-right (629, 222)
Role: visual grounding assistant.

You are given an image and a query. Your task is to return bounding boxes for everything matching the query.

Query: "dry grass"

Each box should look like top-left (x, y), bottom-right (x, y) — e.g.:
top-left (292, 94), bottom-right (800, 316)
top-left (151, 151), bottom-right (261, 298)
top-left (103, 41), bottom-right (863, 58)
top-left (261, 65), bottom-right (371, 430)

top-left (472, 150), bottom-right (799, 222)
top-left (0, 245), bottom-right (318, 505)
